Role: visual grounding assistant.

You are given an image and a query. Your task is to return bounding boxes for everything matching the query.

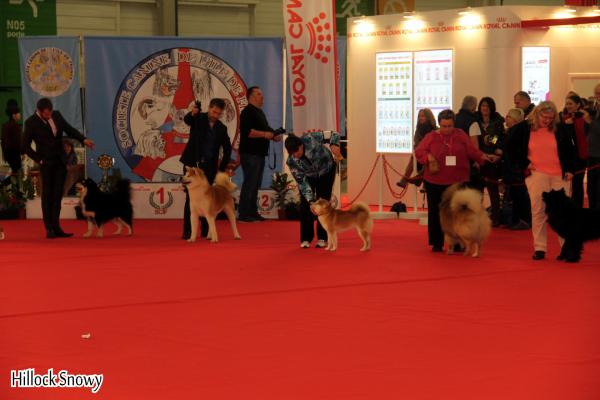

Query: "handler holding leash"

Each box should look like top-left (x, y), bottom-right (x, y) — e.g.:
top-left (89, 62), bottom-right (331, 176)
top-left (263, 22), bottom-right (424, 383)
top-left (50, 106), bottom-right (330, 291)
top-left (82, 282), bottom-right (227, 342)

top-left (285, 131), bottom-right (342, 248)
top-left (180, 98), bottom-right (232, 240)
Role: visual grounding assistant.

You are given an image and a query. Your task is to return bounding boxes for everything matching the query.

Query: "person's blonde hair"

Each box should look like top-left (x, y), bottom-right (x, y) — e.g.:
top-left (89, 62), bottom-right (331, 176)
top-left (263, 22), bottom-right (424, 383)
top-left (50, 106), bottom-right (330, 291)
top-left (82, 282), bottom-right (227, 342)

top-left (528, 101), bottom-right (560, 132)
top-left (418, 108), bottom-right (438, 129)
top-left (507, 108), bottom-right (524, 123)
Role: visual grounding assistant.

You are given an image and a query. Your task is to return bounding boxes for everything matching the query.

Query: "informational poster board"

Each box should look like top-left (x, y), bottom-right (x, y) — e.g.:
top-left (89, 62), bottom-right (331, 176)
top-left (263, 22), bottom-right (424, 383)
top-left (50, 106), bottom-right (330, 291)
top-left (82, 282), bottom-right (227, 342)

top-left (376, 49), bottom-right (452, 154)
top-left (376, 52), bottom-right (413, 153)
top-left (522, 47), bottom-right (550, 105)
top-left (414, 49), bottom-right (453, 126)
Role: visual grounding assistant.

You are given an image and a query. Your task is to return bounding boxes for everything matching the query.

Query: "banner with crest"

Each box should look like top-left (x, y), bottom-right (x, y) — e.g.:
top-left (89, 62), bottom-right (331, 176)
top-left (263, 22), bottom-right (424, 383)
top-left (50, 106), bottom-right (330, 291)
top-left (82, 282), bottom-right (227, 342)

top-left (82, 37), bottom-right (284, 186)
top-left (18, 36), bottom-right (82, 131)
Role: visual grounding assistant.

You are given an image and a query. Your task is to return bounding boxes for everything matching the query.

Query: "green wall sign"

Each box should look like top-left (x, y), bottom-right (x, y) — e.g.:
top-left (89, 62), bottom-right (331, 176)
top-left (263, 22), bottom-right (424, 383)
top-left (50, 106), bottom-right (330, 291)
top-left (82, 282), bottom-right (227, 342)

top-left (335, 0), bottom-right (375, 36)
top-left (0, 0), bottom-right (57, 87)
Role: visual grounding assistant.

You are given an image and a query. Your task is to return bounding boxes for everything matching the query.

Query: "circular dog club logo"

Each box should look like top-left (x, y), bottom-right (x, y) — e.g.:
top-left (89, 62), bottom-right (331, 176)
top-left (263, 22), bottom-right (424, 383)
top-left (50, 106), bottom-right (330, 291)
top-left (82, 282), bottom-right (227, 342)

top-left (113, 48), bottom-right (247, 182)
top-left (25, 47), bottom-right (74, 97)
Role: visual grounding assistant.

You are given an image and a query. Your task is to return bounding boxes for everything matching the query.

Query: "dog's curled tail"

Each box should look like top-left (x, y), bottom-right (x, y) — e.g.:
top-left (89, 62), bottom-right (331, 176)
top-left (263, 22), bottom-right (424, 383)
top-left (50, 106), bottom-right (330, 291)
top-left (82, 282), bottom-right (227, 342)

top-left (351, 202), bottom-right (374, 232)
top-left (215, 172), bottom-right (236, 192)
top-left (450, 187), bottom-right (484, 213)
top-left (115, 179), bottom-right (132, 202)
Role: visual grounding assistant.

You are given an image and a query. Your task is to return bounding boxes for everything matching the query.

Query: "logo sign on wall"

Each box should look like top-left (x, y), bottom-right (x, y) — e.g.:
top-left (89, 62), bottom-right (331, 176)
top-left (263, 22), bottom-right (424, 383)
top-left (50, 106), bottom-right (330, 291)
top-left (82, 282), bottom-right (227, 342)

top-left (24, 47), bottom-right (74, 97)
top-left (83, 37), bottom-right (283, 187)
top-left (18, 37), bottom-right (83, 131)
top-left (284, 0), bottom-right (339, 134)
top-left (113, 48), bottom-right (247, 182)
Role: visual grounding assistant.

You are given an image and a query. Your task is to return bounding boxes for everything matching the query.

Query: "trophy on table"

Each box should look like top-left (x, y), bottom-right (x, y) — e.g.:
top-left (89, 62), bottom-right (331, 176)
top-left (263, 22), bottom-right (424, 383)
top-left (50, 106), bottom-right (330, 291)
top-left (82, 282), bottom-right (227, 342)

top-left (97, 154), bottom-right (114, 192)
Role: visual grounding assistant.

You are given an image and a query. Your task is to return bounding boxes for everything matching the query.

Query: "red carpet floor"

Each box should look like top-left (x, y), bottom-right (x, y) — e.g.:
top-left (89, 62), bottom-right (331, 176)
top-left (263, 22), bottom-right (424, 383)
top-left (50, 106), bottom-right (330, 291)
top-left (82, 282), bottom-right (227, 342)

top-left (1, 218), bottom-right (600, 399)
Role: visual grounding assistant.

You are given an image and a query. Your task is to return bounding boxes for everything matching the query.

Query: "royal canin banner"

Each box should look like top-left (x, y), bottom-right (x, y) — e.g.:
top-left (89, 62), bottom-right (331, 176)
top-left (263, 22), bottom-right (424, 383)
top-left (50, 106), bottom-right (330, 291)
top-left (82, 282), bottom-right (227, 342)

top-left (284, 0), bottom-right (340, 135)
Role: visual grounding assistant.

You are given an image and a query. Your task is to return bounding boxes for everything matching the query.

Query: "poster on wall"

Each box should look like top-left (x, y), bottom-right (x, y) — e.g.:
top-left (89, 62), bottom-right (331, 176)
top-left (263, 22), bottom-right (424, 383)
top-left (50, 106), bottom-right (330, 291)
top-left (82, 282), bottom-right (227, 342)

top-left (82, 37), bottom-right (283, 189)
top-left (522, 47), bottom-right (550, 105)
top-left (18, 37), bottom-right (83, 131)
top-left (376, 52), bottom-right (413, 154)
top-left (414, 49), bottom-right (453, 126)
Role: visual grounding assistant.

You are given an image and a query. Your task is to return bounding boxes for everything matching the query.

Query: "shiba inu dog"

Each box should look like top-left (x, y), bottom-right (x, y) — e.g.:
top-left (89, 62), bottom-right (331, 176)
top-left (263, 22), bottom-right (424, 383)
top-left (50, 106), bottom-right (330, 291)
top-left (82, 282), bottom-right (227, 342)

top-left (181, 167), bottom-right (240, 243)
top-left (310, 199), bottom-right (372, 251)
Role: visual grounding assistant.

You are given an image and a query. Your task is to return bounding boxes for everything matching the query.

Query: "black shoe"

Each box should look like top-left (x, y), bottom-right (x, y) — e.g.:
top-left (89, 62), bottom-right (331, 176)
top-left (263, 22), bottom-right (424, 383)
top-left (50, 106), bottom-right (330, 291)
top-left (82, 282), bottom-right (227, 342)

top-left (252, 214), bottom-right (266, 221)
top-left (532, 251), bottom-right (545, 260)
top-left (182, 234), bottom-right (190, 240)
top-left (56, 232), bottom-right (73, 237)
top-left (55, 230), bottom-right (73, 238)
top-left (432, 246), bottom-right (443, 253)
top-left (46, 230), bottom-right (57, 239)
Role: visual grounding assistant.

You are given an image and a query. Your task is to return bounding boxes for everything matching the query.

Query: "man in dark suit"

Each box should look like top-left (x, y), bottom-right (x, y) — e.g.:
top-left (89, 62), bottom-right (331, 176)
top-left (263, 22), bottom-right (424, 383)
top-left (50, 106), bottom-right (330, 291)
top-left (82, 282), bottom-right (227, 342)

top-left (22, 98), bottom-right (95, 239)
top-left (180, 98), bottom-right (232, 239)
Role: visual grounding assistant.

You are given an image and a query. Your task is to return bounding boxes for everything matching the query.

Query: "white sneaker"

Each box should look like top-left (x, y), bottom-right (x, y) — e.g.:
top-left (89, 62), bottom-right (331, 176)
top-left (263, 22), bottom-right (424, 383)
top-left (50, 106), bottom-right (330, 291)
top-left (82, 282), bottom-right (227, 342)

top-left (300, 241), bottom-right (310, 248)
top-left (315, 240), bottom-right (327, 248)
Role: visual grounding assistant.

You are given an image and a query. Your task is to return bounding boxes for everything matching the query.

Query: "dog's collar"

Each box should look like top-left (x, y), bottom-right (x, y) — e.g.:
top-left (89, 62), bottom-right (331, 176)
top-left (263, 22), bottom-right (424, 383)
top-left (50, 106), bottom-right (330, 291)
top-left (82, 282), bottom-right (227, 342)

top-left (310, 208), bottom-right (329, 217)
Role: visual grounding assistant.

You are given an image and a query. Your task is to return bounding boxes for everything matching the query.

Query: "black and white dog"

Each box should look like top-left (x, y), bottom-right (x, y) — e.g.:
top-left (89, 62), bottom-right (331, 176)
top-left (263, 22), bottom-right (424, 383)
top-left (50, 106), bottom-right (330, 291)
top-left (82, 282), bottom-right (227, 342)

top-left (75, 178), bottom-right (133, 237)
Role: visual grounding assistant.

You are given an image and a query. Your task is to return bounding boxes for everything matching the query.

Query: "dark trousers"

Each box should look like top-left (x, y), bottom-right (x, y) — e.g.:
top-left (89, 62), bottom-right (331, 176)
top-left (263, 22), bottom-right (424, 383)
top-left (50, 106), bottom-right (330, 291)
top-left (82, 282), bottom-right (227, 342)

top-left (4, 151), bottom-right (21, 174)
top-left (239, 153), bottom-right (265, 218)
top-left (481, 164), bottom-right (501, 224)
top-left (485, 181), bottom-right (501, 224)
top-left (571, 158), bottom-right (587, 208)
top-left (424, 181), bottom-right (450, 248)
top-left (182, 163), bottom-right (217, 238)
top-left (587, 157), bottom-right (600, 209)
top-left (40, 161), bottom-right (67, 233)
top-left (508, 182), bottom-right (532, 225)
top-left (299, 167), bottom-right (336, 243)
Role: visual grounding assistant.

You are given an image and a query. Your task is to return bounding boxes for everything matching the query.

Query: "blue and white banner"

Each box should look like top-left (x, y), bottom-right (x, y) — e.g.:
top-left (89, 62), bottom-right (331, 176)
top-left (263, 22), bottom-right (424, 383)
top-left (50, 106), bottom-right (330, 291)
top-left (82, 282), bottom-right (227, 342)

top-left (83, 37), bottom-right (284, 187)
top-left (18, 36), bottom-right (82, 131)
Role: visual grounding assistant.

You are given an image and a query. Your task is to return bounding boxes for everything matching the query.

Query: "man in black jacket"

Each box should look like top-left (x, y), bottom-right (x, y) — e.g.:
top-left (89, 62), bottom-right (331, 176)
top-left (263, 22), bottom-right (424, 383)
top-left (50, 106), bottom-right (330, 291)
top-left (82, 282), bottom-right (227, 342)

top-left (22, 98), bottom-right (94, 239)
top-left (238, 86), bottom-right (283, 222)
top-left (180, 98), bottom-right (232, 239)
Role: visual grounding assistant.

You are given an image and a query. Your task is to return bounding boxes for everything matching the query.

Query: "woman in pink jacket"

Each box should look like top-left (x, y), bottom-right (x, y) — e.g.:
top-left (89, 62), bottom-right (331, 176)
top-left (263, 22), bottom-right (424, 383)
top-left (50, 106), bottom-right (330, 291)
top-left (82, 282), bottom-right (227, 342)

top-left (415, 109), bottom-right (498, 252)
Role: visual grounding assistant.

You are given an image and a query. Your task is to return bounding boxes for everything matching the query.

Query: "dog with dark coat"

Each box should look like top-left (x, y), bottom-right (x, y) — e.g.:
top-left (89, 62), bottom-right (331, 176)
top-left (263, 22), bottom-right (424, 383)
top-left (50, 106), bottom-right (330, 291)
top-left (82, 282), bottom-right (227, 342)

top-left (75, 178), bottom-right (133, 237)
top-left (543, 188), bottom-right (600, 262)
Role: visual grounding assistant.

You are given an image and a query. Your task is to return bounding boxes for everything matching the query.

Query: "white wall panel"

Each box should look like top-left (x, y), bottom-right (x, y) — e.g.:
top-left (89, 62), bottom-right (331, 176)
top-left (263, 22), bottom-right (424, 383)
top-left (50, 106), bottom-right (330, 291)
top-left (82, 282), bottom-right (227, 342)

top-left (57, 0), bottom-right (158, 36)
